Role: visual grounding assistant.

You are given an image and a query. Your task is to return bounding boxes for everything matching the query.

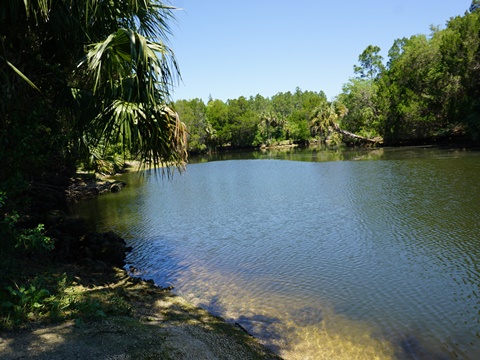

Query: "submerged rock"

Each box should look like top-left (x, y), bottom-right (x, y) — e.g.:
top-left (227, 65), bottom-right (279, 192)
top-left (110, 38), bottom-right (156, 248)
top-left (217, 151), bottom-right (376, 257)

top-left (77, 231), bottom-right (129, 267)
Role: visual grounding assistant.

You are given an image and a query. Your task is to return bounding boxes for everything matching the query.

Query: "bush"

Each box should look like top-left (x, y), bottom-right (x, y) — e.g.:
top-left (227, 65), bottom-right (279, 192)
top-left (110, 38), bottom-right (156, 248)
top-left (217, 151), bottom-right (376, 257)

top-left (0, 192), bottom-right (53, 254)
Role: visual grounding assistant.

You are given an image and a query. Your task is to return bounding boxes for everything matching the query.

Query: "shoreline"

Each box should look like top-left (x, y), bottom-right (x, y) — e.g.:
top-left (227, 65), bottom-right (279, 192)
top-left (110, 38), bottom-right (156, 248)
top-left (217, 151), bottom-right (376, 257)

top-left (0, 163), bottom-right (282, 359)
top-left (0, 264), bottom-right (282, 359)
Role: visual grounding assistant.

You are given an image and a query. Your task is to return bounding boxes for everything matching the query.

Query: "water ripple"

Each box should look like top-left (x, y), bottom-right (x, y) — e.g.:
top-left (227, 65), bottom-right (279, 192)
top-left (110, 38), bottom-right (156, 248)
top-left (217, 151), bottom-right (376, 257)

top-left (74, 154), bottom-right (480, 360)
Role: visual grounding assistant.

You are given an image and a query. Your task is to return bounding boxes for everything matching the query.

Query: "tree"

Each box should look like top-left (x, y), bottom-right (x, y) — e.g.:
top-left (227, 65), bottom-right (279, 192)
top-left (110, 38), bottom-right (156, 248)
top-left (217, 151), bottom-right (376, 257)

top-left (226, 96), bottom-right (259, 147)
top-left (378, 34), bottom-right (442, 142)
top-left (354, 45), bottom-right (385, 80)
top-left (286, 110), bottom-right (310, 142)
top-left (310, 102), bottom-right (338, 139)
top-left (387, 38), bottom-right (407, 68)
top-left (206, 99), bottom-right (230, 147)
top-left (337, 78), bottom-right (381, 137)
top-left (470, 0), bottom-right (480, 12)
top-left (1, 0), bottom-right (187, 187)
top-left (271, 91), bottom-right (294, 119)
top-left (253, 112), bottom-right (275, 145)
top-left (441, 11), bottom-right (480, 139)
top-left (249, 94), bottom-right (272, 115)
top-left (175, 99), bottom-right (208, 153)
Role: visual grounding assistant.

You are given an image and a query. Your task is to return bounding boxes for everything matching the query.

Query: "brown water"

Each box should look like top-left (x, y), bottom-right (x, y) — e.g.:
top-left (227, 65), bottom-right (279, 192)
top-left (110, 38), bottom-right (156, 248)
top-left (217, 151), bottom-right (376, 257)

top-left (74, 146), bottom-right (480, 359)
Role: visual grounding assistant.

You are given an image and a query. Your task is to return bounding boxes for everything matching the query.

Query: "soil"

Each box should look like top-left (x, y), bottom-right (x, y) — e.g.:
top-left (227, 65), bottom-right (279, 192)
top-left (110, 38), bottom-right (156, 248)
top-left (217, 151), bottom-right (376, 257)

top-left (0, 267), bottom-right (282, 360)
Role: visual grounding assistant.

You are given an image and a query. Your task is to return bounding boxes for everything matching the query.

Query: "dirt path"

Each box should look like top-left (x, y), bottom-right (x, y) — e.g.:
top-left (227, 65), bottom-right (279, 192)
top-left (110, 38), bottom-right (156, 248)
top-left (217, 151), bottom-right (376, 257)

top-left (0, 269), bottom-right (281, 360)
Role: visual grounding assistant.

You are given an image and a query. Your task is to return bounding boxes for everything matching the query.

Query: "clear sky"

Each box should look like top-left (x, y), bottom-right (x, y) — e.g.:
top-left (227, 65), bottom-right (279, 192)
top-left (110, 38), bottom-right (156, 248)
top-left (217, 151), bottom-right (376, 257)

top-left (168, 1), bottom-right (470, 102)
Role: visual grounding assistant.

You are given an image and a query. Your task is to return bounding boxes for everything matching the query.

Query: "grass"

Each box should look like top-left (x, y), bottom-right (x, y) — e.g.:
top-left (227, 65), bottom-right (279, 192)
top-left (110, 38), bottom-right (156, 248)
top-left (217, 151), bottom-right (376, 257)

top-left (0, 256), bottom-right (133, 329)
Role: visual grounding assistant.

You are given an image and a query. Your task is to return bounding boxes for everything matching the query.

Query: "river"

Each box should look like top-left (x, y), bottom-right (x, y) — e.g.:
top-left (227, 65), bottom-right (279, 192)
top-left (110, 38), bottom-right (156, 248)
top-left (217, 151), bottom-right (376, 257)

top-left (73, 146), bottom-right (480, 359)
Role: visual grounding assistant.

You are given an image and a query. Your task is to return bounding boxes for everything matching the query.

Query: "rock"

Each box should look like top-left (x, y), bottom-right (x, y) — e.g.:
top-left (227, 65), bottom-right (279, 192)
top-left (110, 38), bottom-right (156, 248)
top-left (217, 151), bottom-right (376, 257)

top-left (110, 181), bottom-right (126, 193)
top-left (67, 178), bottom-right (126, 202)
top-left (110, 184), bottom-right (121, 192)
top-left (75, 231), bottom-right (130, 267)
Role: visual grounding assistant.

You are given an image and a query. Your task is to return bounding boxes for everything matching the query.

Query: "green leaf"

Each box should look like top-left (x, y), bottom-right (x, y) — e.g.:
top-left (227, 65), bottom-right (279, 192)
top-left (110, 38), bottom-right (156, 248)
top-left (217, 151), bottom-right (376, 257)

top-left (5, 59), bottom-right (40, 92)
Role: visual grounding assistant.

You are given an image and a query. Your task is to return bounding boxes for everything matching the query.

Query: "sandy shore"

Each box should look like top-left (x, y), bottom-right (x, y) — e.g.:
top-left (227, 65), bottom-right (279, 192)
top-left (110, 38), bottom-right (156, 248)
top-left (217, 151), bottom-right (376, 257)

top-left (0, 266), bottom-right (281, 359)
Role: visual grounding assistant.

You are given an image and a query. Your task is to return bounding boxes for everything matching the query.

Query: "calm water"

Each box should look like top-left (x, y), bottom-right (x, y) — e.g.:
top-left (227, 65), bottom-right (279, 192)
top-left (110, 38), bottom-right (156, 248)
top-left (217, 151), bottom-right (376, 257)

top-left (73, 146), bottom-right (480, 359)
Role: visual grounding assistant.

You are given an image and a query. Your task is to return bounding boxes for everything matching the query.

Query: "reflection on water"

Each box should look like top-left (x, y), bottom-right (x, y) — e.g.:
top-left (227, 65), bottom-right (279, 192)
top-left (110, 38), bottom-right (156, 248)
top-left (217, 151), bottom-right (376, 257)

top-left (73, 146), bottom-right (480, 360)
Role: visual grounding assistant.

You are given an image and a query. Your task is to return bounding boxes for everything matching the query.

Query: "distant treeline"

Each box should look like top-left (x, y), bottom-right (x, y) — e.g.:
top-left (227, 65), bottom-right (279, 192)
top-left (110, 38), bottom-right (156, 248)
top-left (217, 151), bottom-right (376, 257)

top-left (176, 7), bottom-right (480, 152)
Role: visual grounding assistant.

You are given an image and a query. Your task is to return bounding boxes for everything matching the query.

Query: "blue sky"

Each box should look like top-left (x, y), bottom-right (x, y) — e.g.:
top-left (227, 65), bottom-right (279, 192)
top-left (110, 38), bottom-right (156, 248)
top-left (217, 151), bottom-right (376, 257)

top-left (168, 1), bottom-right (470, 102)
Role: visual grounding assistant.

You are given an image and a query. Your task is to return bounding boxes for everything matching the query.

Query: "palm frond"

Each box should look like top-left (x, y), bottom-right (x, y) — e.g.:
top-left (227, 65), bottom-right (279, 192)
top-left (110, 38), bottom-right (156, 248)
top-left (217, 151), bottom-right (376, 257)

top-left (82, 28), bottom-right (179, 102)
top-left (90, 100), bottom-right (187, 175)
top-left (23, 0), bottom-right (52, 23)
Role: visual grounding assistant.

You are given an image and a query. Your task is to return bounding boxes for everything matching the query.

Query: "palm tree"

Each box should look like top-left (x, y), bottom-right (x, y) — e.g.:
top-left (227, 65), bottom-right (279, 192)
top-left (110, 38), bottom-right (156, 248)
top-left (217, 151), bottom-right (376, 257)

top-left (1, 0), bottom-right (187, 182)
top-left (310, 103), bottom-right (338, 139)
top-left (78, 26), bottom-right (187, 173)
top-left (310, 102), bottom-right (381, 145)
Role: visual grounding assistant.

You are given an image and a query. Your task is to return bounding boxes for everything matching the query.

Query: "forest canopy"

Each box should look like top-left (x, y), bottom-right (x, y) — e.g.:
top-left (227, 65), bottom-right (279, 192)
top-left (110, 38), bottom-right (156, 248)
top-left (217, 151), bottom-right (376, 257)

top-left (176, 6), bottom-right (480, 152)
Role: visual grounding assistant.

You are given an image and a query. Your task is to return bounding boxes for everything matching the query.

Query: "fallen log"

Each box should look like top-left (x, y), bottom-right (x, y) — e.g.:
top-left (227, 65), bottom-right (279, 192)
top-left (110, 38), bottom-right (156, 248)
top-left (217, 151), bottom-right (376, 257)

top-left (332, 123), bottom-right (383, 145)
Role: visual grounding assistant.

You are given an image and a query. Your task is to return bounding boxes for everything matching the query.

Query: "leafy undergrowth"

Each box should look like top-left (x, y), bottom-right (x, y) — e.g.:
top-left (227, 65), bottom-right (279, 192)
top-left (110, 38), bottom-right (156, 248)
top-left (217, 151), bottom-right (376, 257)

top-left (0, 260), bottom-right (132, 330)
